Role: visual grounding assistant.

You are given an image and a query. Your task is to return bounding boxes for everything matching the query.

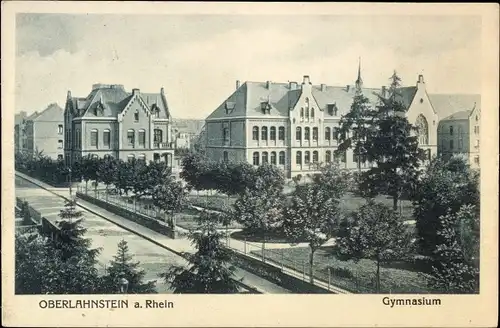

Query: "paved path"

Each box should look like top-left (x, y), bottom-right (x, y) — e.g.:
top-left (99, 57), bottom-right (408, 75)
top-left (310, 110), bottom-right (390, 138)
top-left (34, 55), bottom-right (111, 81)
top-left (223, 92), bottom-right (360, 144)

top-left (15, 172), bottom-right (291, 294)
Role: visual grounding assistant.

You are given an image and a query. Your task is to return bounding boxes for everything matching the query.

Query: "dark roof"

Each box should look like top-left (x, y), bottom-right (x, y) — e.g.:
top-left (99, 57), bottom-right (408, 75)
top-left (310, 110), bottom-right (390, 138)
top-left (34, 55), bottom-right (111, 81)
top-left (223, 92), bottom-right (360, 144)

top-left (394, 87), bottom-right (418, 108)
top-left (206, 81), bottom-right (380, 120)
top-left (69, 85), bottom-right (170, 119)
top-left (428, 94), bottom-right (480, 120)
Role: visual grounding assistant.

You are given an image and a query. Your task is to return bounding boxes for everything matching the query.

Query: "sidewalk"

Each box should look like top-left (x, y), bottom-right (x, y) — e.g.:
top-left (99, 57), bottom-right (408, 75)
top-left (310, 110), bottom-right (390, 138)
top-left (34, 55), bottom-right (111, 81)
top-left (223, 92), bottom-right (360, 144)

top-left (15, 172), bottom-right (291, 294)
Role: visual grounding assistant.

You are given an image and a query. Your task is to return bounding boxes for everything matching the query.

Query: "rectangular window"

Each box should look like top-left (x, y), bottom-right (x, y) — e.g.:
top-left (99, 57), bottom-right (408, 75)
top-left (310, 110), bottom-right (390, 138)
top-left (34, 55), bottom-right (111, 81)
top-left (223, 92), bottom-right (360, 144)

top-left (103, 131), bottom-right (111, 147)
top-left (139, 130), bottom-right (146, 147)
top-left (458, 138), bottom-right (463, 149)
top-left (279, 152), bottom-right (285, 165)
top-left (270, 128), bottom-right (276, 141)
top-left (449, 139), bottom-right (454, 150)
top-left (134, 110), bottom-right (139, 122)
top-left (58, 124), bottom-right (63, 134)
top-left (58, 140), bottom-right (63, 149)
top-left (154, 129), bottom-right (162, 143)
top-left (474, 156), bottom-right (480, 164)
top-left (332, 128), bottom-right (338, 140)
top-left (312, 128), bottom-right (318, 140)
top-left (223, 128), bottom-right (230, 143)
top-left (304, 151), bottom-right (310, 164)
top-left (90, 130), bottom-right (98, 147)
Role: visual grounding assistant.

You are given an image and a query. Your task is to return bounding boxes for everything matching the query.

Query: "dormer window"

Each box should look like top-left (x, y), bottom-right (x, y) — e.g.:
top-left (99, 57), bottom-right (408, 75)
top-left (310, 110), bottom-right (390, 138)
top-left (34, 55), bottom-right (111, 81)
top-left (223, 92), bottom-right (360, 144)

top-left (95, 100), bottom-right (104, 116)
top-left (328, 103), bottom-right (338, 116)
top-left (151, 104), bottom-right (160, 118)
top-left (260, 101), bottom-right (271, 114)
top-left (225, 101), bottom-right (236, 114)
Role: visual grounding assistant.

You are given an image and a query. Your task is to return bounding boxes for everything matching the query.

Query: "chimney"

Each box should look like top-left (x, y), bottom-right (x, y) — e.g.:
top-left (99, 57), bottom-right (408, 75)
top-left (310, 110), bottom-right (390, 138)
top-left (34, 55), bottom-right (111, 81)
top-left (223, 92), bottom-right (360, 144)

top-left (320, 83), bottom-right (326, 92)
top-left (266, 81), bottom-right (271, 89)
top-left (302, 75), bottom-right (311, 85)
top-left (132, 88), bottom-right (140, 95)
top-left (346, 85), bottom-right (350, 92)
top-left (161, 87), bottom-right (165, 95)
top-left (418, 74), bottom-right (424, 84)
top-left (236, 80), bottom-right (241, 90)
top-left (289, 81), bottom-right (298, 90)
top-left (67, 90), bottom-right (72, 99)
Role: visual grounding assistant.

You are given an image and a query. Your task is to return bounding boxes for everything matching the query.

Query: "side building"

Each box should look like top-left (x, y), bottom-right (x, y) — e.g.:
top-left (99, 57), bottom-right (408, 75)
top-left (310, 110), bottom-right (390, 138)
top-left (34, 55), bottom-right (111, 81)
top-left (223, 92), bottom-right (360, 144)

top-left (14, 111), bottom-right (28, 154)
top-left (19, 104), bottom-right (64, 160)
top-left (431, 94), bottom-right (481, 169)
top-left (204, 71), bottom-right (438, 178)
top-left (64, 84), bottom-right (175, 167)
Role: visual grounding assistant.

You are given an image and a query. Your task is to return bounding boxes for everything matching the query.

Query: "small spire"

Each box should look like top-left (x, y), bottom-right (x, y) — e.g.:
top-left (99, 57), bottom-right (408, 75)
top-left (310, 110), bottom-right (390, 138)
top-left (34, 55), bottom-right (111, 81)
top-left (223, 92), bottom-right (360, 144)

top-left (355, 57), bottom-right (363, 91)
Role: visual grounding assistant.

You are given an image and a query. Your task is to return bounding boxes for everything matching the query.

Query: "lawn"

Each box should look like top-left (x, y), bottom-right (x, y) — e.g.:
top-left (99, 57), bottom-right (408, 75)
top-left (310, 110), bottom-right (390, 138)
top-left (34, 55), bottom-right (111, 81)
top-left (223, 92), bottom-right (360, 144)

top-left (251, 246), bottom-right (436, 294)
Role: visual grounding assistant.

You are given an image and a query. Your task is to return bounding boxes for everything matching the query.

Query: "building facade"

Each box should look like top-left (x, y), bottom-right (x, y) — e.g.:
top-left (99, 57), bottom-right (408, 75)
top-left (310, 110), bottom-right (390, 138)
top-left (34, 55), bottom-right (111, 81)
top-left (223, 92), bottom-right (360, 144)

top-left (205, 72), bottom-right (441, 178)
top-left (64, 84), bottom-right (175, 166)
top-left (17, 104), bottom-right (64, 160)
top-left (433, 95), bottom-right (481, 169)
top-left (14, 111), bottom-right (28, 153)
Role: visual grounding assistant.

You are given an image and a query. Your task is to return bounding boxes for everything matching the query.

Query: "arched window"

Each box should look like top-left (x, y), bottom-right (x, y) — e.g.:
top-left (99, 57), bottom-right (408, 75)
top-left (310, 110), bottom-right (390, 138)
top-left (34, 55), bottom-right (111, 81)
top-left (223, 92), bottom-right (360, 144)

top-left (312, 151), bottom-right (319, 163)
top-left (296, 127), bottom-right (302, 140)
top-left (253, 152), bottom-right (259, 165)
top-left (261, 126), bottom-right (268, 140)
top-left (127, 129), bottom-right (135, 147)
top-left (278, 127), bottom-right (285, 140)
top-left (304, 127), bottom-right (310, 140)
top-left (312, 127), bottom-right (318, 140)
top-left (262, 152), bottom-right (269, 164)
top-left (304, 151), bottom-right (310, 164)
top-left (279, 151), bottom-right (285, 165)
top-left (296, 151), bottom-right (302, 164)
top-left (270, 127), bottom-right (276, 140)
top-left (332, 127), bottom-right (338, 140)
top-left (311, 108), bottom-right (315, 119)
top-left (449, 126), bottom-right (454, 136)
top-left (475, 115), bottom-right (479, 122)
top-left (90, 129), bottom-right (98, 147)
top-left (138, 154), bottom-right (146, 162)
top-left (270, 151), bottom-right (277, 165)
top-left (223, 151), bottom-right (228, 162)
top-left (134, 110), bottom-right (139, 122)
top-left (300, 108), bottom-right (304, 119)
top-left (127, 154), bottom-right (135, 163)
top-left (305, 108), bottom-right (309, 118)
top-left (252, 126), bottom-right (259, 140)
top-left (325, 127), bottom-right (331, 140)
top-left (416, 114), bottom-right (429, 145)
top-left (325, 150), bottom-right (331, 163)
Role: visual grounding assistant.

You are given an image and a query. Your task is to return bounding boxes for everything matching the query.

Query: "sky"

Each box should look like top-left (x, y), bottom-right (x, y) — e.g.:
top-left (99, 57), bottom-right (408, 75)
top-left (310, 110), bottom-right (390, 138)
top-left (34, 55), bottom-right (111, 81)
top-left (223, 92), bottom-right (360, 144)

top-left (15, 14), bottom-right (482, 119)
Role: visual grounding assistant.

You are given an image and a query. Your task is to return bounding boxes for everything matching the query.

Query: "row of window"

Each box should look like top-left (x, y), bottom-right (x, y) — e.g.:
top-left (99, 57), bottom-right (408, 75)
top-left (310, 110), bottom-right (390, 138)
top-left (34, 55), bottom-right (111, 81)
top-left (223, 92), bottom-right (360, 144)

top-left (87, 128), bottom-right (165, 148)
top-left (250, 151), bottom-right (286, 166)
top-left (251, 126), bottom-right (341, 142)
top-left (252, 126), bottom-right (286, 141)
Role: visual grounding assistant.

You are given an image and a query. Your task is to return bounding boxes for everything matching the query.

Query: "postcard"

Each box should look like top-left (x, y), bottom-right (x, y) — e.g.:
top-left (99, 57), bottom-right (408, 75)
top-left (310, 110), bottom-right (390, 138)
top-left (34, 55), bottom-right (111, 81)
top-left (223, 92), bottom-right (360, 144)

top-left (2, 1), bottom-right (498, 327)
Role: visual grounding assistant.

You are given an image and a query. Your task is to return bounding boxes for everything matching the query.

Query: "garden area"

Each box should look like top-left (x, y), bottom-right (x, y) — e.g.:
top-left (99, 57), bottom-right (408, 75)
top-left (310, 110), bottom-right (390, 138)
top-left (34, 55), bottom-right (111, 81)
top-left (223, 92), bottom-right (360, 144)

top-left (251, 246), bottom-right (435, 294)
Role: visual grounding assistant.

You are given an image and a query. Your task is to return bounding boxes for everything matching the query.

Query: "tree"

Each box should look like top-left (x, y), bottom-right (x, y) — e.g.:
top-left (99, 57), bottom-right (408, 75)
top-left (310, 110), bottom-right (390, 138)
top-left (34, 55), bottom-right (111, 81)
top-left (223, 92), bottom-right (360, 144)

top-left (413, 156), bottom-right (480, 256)
top-left (101, 240), bottom-right (157, 294)
top-left (114, 159), bottom-right (135, 196)
top-left (360, 71), bottom-right (426, 211)
top-left (283, 164), bottom-right (346, 284)
top-left (334, 201), bottom-right (413, 292)
top-left (80, 155), bottom-right (99, 193)
top-left (97, 157), bottom-right (118, 200)
top-left (160, 211), bottom-right (239, 293)
top-left (180, 152), bottom-right (206, 191)
top-left (336, 89), bottom-right (377, 172)
top-left (15, 232), bottom-right (49, 294)
top-left (152, 176), bottom-right (188, 228)
top-left (428, 205), bottom-right (479, 293)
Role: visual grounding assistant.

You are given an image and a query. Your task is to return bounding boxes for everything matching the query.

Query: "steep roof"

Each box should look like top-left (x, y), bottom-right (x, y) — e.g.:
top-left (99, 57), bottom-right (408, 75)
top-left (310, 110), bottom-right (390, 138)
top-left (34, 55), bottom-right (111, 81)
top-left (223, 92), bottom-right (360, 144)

top-left (68, 84), bottom-right (170, 119)
top-left (441, 110), bottom-right (472, 121)
top-left (31, 103), bottom-right (63, 122)
top-left (206, 81), bottom-right (381, 120)
top-left (428, 94), bottom-right (481, 120)
top-left (394, 87), bottom-right (418, 108)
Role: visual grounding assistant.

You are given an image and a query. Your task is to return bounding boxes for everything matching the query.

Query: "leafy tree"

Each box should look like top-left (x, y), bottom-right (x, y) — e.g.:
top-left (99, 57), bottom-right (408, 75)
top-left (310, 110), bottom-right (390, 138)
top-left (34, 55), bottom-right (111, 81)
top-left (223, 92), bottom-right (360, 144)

top-left (80, 155), bottom-right (99, 193)
top-left (428, 205), bottom-right (479, 293)
top-left (115, 159), bottom-right (135, 196)
top-left (97, 157), bottom-right (118, 200)
top-left (283, 164), bottom-right (346, 284)
top-left (360, 71), bottom-right (426, 210)
top-left (413, 156), bottom-right (479, 256)
top-left (152, 176), bottom-right (188, 228)
top-left (101, 240), bottom-right (157, 294)
top-left (180, 152), bottom-right (206, 191)
top-left (334, 200), bottom-right (413, 292)
top-left (15, 232), bottom-right (48, 294)
top-left (160, 211), bottom-right (239, 293)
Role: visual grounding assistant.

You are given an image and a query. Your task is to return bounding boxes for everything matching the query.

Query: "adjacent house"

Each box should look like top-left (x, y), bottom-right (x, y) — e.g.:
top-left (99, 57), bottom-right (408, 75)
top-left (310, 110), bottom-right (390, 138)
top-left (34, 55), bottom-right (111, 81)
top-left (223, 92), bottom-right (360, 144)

top-left (14, 111), bottom-right (28, 153)
top-left (19, 104), bottom-right (64, 160)
top-left (64, 84), bottom-right (175, 167)
top-left (431, 94), bottom-right (481, 169)
top-left (204, 69), bottom-right (439, 178)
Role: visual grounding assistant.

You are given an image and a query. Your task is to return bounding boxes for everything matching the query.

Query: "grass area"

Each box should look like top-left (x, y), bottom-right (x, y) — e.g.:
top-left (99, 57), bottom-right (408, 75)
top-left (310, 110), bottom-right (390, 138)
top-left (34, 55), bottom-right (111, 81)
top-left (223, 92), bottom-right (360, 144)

top-left (252, 246), bottom-right (435, 294)
top-left (339, 193), bottom-right (414, 221)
